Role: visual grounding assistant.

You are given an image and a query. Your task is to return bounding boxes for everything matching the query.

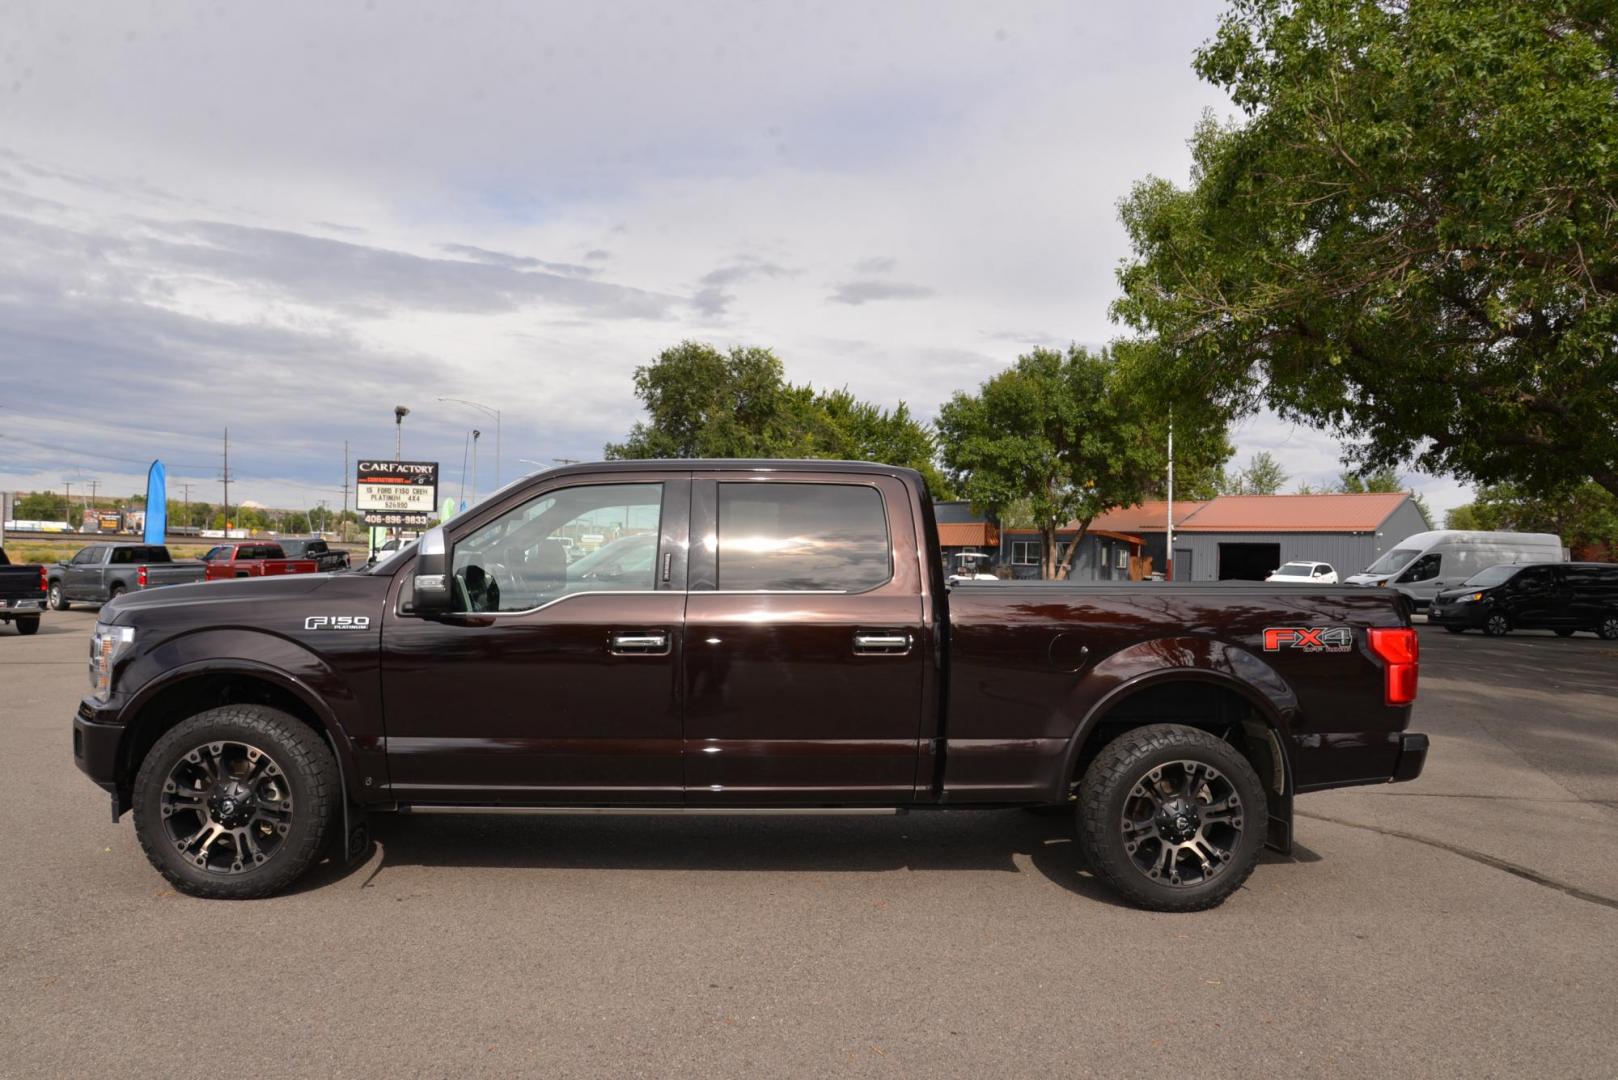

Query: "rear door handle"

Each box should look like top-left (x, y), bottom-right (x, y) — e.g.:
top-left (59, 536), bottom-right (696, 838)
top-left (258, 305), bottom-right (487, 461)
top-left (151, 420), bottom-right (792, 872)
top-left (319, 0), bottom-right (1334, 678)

top-left (854, 631), bottom-right (911, 655)
top-left (610, 630), bottom-right (671, 656)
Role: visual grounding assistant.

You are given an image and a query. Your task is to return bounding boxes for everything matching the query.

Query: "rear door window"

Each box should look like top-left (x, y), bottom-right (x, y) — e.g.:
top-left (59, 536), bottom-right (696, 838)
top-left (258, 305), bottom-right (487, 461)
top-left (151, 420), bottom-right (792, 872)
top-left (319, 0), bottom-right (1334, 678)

top-left (715, 482), bottom-right (890, 591)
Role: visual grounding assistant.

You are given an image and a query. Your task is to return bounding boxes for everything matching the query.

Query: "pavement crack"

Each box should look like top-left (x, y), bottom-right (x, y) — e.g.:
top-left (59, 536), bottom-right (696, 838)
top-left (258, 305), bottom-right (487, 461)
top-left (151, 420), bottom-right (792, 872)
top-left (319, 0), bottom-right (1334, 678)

top-left (1297, 810), bottom-right (1618, 912)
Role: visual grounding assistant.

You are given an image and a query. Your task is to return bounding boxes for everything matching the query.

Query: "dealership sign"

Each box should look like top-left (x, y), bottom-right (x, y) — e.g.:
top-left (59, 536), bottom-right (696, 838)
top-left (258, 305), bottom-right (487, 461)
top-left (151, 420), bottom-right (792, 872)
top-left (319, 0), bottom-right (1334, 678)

top-left (356, 460), bottom-right (438, 527)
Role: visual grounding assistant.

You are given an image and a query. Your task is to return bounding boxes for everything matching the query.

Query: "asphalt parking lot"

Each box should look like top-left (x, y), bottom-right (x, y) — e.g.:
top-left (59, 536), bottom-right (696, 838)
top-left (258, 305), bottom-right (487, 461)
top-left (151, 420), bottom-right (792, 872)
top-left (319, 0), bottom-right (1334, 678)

top-left (4, 610), bottom-right (1616, 1078)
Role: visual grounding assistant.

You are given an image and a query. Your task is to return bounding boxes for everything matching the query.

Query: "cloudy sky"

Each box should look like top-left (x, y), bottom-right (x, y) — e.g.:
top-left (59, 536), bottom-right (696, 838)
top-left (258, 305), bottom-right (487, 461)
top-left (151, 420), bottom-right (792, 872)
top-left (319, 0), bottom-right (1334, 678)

top-left (0, 1), bottom-right (1471, 517)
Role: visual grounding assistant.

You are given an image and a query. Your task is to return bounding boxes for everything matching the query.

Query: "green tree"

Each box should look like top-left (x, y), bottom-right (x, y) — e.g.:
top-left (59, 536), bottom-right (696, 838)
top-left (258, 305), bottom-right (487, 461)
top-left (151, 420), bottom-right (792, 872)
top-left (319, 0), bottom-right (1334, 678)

top-left (606, 340), bottom-right (952, 494)
top-left (937, 345), bottom-right (1228, 579)
top-left (1113, 0), bottom-right (1618, 499)
top-left (1219, 451), bottom-right (1288, 495)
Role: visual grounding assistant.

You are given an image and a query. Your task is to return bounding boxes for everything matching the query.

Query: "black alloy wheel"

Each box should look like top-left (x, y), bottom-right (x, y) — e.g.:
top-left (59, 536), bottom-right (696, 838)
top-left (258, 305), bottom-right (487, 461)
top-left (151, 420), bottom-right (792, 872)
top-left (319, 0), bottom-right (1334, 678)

top-left (132, 705), bottom-right (338, 899)
top-left (1078, 724), bottom-right (1267, 912)
top-left (1484, 612), bottom-right (1511, 637)
top-left (158, 739), bottom-right (294, 875)
top-left (1599, 614), bottom-right (1618, 641)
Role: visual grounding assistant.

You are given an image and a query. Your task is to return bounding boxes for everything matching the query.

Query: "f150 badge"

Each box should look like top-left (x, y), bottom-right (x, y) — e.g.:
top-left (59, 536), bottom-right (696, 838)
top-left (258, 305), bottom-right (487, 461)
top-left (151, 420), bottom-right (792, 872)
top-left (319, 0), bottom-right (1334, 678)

top-left (1263, 626), bottom-right (1353, 653)
top-left (305, 616), bottom-right (371, 631)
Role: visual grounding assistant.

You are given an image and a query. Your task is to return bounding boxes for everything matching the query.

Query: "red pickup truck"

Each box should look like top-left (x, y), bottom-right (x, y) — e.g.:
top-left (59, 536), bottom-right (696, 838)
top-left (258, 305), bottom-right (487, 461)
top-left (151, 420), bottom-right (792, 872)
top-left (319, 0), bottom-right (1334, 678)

top-left (200, 543), bottom-right (319, 581)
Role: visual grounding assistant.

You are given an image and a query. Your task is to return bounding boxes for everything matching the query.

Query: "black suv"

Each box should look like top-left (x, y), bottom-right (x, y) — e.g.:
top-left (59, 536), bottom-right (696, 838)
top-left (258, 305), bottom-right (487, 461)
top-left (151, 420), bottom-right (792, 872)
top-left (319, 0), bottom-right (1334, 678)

top-left (1429, 562), bottom-right (1618, 638)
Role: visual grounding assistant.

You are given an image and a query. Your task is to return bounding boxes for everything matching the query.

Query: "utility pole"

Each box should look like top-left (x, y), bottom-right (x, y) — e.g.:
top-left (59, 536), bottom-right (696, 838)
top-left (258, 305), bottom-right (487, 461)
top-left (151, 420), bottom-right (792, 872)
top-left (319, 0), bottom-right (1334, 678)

top-left (62, 481), bottom-right (72, 525)
top-left (220, 428), bottom-right (233, 533)
top-left (340, 440), bottom-right (350, 540)
top-left (180, 482), bottom-right (194, 529)
top-left (87, 478), bottom-right (99, 511)
top-left (1165, 408), bottom-right (1175, 582)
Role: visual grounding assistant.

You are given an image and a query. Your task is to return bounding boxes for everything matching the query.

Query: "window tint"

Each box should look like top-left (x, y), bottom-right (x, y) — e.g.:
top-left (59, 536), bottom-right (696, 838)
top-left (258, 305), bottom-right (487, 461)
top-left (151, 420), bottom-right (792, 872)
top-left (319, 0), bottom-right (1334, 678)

top-left (716, 482), bottom-right (889, 591)
top-left (1399, 553), bottom-right (1441, 582)
top-left (451, 483), bottom-right (663, 612)
top-left (1515, 567), bottom-right (1553, 592)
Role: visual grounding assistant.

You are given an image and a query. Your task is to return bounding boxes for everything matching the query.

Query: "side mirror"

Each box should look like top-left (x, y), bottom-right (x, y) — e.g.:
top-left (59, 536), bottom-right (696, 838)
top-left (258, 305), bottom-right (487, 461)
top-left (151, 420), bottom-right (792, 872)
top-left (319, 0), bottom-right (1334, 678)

top-left (409, 526), bottom-right (453, 615)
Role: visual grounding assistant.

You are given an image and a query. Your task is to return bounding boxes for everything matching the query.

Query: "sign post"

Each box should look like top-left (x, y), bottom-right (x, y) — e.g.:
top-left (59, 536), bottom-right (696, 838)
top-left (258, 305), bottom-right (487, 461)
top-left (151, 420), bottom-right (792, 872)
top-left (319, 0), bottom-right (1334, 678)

top-left (355, 460), bottom-right (439, 545)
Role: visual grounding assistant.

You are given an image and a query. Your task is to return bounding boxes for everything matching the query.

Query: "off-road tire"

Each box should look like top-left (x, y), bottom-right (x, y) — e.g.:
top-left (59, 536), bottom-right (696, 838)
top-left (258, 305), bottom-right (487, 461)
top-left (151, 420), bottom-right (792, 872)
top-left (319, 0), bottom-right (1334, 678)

top-left (15, 617), bottom-right (40, 636)
top-left (48, 582), bottom-right (68, 610)
top-left (132, 705), bottom-right (338, 899)
top-left (1078, 724), bottom-right (1268, 913)
top-left (1483, 612), bottom-right (1511, 637)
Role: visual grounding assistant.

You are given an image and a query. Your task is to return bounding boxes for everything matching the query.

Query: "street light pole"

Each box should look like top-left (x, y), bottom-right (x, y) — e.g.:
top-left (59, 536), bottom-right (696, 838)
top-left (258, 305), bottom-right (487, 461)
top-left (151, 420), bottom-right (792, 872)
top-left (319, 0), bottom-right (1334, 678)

top-left (471, 429), bottom-right (481, 507)
top-left (437, 398), bottom-right (501, 489)
top-left (394, 405), bottom-right (410, 460)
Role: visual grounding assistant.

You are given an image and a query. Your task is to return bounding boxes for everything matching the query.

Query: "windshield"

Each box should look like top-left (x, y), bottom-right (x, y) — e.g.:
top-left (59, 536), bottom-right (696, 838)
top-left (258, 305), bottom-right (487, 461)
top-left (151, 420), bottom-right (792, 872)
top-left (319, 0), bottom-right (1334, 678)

top-left (1463, 564), bottom-right (1522, 588)
top-left (1274, 562), bottom-right (1314, 576)
top-left (1363, 548), bottom-right (1421, 575)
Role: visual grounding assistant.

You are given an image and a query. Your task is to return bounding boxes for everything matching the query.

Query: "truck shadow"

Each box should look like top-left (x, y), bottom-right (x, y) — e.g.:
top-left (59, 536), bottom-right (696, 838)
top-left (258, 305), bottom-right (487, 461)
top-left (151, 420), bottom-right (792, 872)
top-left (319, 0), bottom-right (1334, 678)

top-left (301, 810), bottom-right (1322, 907)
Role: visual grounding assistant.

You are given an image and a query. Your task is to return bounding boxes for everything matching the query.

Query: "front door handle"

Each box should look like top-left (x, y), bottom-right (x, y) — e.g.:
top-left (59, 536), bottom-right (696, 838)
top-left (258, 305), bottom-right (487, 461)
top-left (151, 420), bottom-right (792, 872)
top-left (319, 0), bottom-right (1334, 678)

top-left (853, 630), bottom-right (911, 656)
top-left (610, 630), bottom-right (670, 655)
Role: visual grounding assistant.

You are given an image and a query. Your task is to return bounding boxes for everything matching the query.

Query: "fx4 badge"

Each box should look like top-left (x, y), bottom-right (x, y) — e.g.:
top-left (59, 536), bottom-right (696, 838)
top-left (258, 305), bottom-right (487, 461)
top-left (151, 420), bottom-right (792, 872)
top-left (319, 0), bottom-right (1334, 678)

top-left (305, 616), bottom-right (371, 631)
top-left (1263, 626), bottom-right (1353, 653)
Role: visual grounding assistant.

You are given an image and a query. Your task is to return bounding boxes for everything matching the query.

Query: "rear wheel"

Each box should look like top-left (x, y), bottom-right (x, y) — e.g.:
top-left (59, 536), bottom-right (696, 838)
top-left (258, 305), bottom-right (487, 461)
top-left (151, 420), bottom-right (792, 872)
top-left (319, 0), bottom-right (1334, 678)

top-left (132, 705), bottom-right (338, 899)
top-left (1483, 612), bottom-right (1511, 637)
top-left (1598, 614), bottom-right (1618, 641)
top-left (107, 582), bottom-right (125, 601)
top-left (15, 617), bottom-right (40, 636)
top-left (1077, 724), bottom-right (1267, 912)
top-left (48, 582), bottom-right (68, 610)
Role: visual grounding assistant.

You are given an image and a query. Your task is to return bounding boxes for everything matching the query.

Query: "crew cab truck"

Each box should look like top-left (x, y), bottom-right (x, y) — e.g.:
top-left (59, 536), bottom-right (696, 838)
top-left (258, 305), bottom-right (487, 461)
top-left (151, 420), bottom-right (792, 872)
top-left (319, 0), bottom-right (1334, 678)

top-left (73, 461), bottom-right (1426, 910)
top-left (200, 543), bottom-right (320, 580)
top-left (0, 548), bottom-right (47, 635)
top-left (48, 544), bottom-right (207, 609)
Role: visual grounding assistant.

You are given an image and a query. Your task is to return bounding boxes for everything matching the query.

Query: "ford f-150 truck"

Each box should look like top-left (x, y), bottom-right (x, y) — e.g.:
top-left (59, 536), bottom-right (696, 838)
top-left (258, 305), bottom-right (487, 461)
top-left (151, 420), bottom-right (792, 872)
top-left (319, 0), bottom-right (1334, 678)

top-left (48, 544), bottom-right (207, 608)
top-left (200, 543), bottom-right (320, 580)
top-left (73, 461), bottom-right (1426, 909)
top-left (0, 548), bottom-right (47, 634)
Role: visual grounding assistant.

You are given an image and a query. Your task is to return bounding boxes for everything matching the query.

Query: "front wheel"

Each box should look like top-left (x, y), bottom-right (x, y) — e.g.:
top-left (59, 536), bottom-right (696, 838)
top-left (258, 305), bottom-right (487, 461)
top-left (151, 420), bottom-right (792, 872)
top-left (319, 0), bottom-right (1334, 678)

top-left (15, 617), bottom-right (40, 636)
top-left (48, 582), bottom-right (68, 610)
top-left (132, 705), bottom-right (339, 899)
top-left (1077, 724), bottom-right (1268, 912)
top-left (1483, 612), bottom-right (1511, 637)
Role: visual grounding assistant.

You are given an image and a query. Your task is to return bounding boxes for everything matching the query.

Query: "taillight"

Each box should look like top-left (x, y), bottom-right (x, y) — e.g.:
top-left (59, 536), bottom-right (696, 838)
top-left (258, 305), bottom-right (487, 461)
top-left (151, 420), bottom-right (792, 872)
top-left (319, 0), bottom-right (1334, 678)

top-left (1368, 627), bottom-right (1419, 705)
top-left (39, 565), bottom-right (48, 594)
top-left (137, 565), bottom-right (148, 588)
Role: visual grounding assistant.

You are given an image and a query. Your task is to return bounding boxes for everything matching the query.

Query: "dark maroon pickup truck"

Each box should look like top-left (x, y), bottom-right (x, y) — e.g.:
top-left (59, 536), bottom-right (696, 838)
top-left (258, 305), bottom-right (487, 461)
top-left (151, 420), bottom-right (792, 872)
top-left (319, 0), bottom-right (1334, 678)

top-left (73, 460), bottom-right (1426, 909)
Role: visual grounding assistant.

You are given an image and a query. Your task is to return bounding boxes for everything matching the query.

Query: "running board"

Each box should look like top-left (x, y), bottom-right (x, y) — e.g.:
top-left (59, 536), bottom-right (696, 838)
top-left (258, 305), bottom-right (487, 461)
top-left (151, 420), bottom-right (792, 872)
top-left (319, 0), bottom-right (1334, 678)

top-left (396, 805), bottom-right (905, 817)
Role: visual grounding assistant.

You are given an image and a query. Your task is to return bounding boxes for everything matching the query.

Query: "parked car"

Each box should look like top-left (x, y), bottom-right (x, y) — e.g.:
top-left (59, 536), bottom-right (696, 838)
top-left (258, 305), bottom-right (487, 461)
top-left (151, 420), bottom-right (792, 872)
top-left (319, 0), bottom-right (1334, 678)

top-left (200, 543), bottom-right (320, 580)
top-left (49, 544), bottom-right (207, 608)
top-left (276, 537), bottom-right (350, 573)
top-left (1266, 561), bottom-right (1338, 584)
top-left (0, 547), bottom-right (47, 635)
top-left (947, 551), bottom-right (999, 584)
top-left (73, 460), bottom-right (1426, 910)
top-left (1428, 562), bottom-right (1618, 638)
top-left (1344, 530), bottom-right (1564, 609)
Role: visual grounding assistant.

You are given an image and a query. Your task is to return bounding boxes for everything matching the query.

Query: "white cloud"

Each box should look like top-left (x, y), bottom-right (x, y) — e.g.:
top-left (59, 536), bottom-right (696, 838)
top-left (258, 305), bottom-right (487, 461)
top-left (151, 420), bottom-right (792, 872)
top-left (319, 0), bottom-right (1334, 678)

top-left (0, 2), bottom-right (1472, 515)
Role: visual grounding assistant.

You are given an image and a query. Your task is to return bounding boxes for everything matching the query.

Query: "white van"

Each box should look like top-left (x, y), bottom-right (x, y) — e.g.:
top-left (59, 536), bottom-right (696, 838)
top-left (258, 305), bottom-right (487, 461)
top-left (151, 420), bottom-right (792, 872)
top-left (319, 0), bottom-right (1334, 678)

top-left (1345, 530), bottom-right (1564, 609)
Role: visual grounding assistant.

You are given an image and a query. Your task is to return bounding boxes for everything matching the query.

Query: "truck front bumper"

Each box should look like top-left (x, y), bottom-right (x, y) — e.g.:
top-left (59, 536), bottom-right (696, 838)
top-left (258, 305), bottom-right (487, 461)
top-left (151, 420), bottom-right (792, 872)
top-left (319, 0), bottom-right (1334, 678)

top-left (1391, 732), bottom-right (1429, 783)
top-left (73, 697), bottom-right (124, 797)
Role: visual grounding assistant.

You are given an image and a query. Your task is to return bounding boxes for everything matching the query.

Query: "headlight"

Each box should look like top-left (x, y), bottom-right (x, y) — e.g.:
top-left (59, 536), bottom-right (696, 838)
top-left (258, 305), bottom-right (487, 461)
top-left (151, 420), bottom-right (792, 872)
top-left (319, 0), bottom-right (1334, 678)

top-left (1454, 592), bottom-right (1484, 604)
top-left (89, 623), bottom-right (136, 701)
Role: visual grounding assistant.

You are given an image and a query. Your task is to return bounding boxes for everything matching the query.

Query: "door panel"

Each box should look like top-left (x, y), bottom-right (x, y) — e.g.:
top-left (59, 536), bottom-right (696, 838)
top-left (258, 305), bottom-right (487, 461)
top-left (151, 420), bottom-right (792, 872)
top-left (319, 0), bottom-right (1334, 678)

top-left (682, 474), bottom-right (927, 804)
top-left (379, 476), bottom-right (689, 804)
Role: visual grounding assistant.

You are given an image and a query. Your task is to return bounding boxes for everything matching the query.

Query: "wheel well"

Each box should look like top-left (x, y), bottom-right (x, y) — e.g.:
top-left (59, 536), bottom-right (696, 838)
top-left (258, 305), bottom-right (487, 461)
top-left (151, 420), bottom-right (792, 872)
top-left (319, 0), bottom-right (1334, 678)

top-left (1073, 681), bottom-right (1287, 801)
top-left (120, 674), bottom-right (328, 786)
